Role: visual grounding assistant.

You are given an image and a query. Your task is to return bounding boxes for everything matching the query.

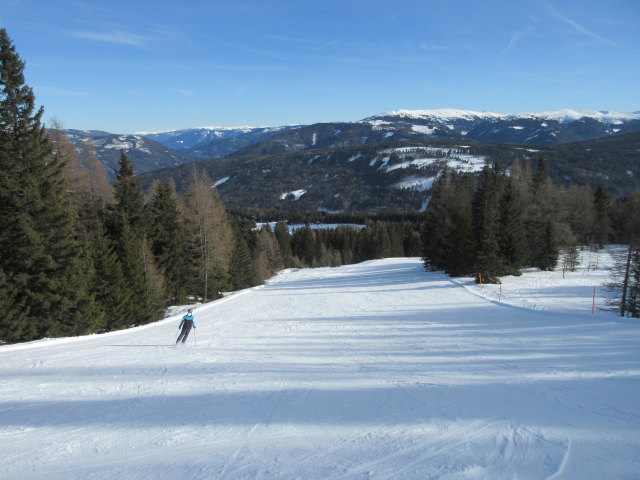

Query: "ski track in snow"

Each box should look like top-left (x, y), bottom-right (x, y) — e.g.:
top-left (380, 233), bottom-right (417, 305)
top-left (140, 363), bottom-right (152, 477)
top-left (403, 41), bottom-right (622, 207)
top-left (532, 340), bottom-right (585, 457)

top-left (1, 255), bottom-right (639, 479)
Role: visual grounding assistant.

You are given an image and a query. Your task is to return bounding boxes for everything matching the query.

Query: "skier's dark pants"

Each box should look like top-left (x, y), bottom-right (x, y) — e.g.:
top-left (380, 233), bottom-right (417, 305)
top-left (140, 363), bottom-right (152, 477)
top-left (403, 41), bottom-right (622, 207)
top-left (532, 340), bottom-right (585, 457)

top-left (177, 321), bottom-right (193, 343)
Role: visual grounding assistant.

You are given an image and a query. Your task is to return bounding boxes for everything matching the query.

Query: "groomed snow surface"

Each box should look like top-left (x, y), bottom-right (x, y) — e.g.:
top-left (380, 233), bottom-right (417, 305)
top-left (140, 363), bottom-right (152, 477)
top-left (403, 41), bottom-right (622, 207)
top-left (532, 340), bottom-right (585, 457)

top-left (1, 249), bottom-right (639, 479)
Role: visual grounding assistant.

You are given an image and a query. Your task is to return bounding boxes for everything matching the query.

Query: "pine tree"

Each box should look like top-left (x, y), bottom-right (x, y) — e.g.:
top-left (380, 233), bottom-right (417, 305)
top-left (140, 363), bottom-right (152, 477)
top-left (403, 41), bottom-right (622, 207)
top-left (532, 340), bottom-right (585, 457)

top-left (0, 28), bottom-right (98, 342)
top-left (422, 169), bottom-right (457, 270)
top-left (148, 180), bottom-right (193, 304)
top-left (229, 224), bottom-right (256, 290)
top-left (593, 184), bottom-right (611, 248)
top-left (444, 175), bottom-right (476, 276)
top-left (116, 216), bottom-right (155, 327)
top-left (473, 163), bottom-right (504, 282)
top-left (498, 177), bottom-right (529, 275)
top-left (536, 220), bottom-right (559, 271)
top-left (111, 150), bottom-right (146, 236)
top-left (527, 158), bottom-right (559, 271)
top-left (274, 220), bottom-right (294, 267)
top-left (108, 152), bottom-right (155, 326)
top-left (88, 220), bottom-right (133, 331)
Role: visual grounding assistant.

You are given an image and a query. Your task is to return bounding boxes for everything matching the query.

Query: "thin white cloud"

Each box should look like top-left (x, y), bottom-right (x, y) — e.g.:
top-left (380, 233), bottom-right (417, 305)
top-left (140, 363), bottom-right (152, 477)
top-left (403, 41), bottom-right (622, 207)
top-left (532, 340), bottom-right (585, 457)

top-left (544, 1), bottom-right (618, 47)
top-left (502, 28), bottom-right (534, 54)
top-left (68, 29), bottom-right (151, 49)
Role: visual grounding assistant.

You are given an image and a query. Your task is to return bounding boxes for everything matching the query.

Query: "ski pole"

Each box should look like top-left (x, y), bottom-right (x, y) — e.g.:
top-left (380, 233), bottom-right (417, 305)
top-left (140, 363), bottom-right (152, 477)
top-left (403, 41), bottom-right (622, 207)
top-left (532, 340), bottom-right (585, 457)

top-left (194, 328), bottom-right (197, 347)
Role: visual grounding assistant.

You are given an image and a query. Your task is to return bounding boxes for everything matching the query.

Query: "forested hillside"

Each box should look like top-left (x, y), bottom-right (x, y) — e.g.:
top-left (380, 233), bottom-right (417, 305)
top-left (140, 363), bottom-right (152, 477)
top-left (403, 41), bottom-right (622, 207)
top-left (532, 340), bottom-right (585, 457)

top-left (141, 134), bottom-right (640, 212)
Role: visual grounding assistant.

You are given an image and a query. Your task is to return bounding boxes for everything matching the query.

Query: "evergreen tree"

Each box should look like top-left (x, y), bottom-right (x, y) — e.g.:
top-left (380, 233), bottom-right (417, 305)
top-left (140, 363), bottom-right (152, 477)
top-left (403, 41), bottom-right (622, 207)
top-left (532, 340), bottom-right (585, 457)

top-left (473, 163), bottom-right (504, 282)
top-left (274, 220), bottom-right (294, 267)
top-left (109, 153), bottom-right (156, 326)
top-left (0, 28), bottom-right (98, 342)
top-left (593, 184), bottom-right (611, 248)
top-left (88, 221), bottom-right (133, 331)
top-left (498, 177), bottom-right (529, 275)
top-left (148, 180), bottom-right (193, 304)
top-left (422, 169), bottom-right (457, 270)
top-left (111, 150), bottom-right (146, 236)
top-left (444, 176), bottom-right (476, 276)
top-left (140, 235), bottom-right (166, 317)
top-left (116, 216), bottom-right (155, 326)
top-left (536, 220), bottom-right (559, 271)
top-left (527, 158), bottom-right (559, 270)
top-left (229, 223), bottom-right (256, 290)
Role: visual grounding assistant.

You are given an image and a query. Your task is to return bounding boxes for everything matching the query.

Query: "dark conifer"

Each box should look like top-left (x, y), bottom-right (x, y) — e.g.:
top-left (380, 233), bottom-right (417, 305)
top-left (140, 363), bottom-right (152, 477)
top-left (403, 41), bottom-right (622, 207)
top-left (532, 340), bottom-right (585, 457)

top-left (527, 158), bottom-right (559, 270)
top-left (229, 225), bottom-right (256, 290)
top-left (444, 175), bottom-right (476, 276)
top-left (274, 220), bottom-right (294, 266)
top-left (88, 221), bottom-right (132, 331)
top-left (593, 184), bottom-right (611, 248)
top-left (111, 150), bottom-right (146, 236)
top-left (473, 163), bottom-right (504, 282)
top-left (109, 153), bottom-right (156, 326)
top-left (498, 178), bottom-right (529, 275)
top-left (0, 28), bottom-right (98, 342)
top-left (148, 180), bottom-right (193, 304)
top-left (422, 169), bottom-right (457, 270)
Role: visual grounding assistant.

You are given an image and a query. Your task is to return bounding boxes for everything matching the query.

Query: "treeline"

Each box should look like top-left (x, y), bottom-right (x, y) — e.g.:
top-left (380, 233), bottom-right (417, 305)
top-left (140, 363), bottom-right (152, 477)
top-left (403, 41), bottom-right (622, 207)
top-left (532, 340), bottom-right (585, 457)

top-left (421, 158), bottom-right (635, 283)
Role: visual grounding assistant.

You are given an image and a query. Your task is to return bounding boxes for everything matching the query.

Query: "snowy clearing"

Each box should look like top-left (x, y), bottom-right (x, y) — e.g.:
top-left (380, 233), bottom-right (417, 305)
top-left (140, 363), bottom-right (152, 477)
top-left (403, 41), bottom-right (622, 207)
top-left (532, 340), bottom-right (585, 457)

top-left (1, 251), bottom-right (639, 479)
top-left (279, 189), bottom-right (307, 200)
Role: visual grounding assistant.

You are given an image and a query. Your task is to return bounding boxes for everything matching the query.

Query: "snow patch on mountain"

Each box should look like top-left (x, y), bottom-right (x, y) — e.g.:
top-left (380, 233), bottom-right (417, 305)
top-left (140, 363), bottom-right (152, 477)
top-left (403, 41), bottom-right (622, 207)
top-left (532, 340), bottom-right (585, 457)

top-left (213, 176), bottom-right (230, 187)
top-left (394, 175), bottom-right (435, 191)
top-left (411, 124), bottom-right (436, 135)
top-left (280, 189), bottom-right (307, 200)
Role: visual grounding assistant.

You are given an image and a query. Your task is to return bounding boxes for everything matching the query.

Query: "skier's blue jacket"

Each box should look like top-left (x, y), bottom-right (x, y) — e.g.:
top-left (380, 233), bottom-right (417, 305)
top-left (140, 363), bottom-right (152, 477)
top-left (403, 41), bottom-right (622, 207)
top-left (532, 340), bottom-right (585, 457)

top-left (179, 314), bottom-right (196, 328)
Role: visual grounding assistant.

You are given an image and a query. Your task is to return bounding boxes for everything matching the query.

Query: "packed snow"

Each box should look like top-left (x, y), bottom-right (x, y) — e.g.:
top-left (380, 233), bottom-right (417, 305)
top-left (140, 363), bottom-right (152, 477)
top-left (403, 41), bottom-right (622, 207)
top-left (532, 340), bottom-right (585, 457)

top-left (1, 249), bottom-right (639, 479)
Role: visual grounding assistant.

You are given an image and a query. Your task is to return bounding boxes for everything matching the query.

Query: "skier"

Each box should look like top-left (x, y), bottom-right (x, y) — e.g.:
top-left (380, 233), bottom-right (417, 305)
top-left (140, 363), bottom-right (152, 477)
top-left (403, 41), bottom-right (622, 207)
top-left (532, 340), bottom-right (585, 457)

top-left (176, 309), bottom-right (196, 344)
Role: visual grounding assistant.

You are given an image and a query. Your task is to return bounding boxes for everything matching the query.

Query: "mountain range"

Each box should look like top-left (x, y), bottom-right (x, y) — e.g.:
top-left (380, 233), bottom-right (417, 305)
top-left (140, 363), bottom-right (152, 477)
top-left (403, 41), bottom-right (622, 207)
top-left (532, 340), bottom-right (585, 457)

top-left (142, 125), bottom-right (300, 159)
top-left (62, 129), bottom-right (195, 179)
top-left (58, 108), bottom-right (640, 209)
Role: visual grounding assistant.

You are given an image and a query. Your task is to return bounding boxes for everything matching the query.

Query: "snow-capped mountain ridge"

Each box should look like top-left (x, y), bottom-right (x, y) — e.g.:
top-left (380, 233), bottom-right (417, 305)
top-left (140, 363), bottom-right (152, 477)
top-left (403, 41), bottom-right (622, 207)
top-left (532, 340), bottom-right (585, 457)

top-left (370, 108), bottom-right (640, 124)
top-left (136, 125), bottom-right (270, 135)
top-left (142, 125), bottom-right (301, 158)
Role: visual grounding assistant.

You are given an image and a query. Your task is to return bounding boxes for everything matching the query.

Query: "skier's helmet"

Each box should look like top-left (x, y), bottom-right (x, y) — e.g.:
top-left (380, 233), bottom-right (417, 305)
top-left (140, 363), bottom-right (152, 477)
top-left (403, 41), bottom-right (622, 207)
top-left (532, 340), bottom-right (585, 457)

top-left (187, 309), bottom-right (192, 314)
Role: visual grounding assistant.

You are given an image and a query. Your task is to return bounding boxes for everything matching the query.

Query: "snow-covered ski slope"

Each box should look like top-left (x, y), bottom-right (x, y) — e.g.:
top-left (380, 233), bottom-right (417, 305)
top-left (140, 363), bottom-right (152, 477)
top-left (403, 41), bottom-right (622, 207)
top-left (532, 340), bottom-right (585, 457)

top-left (1, 253), bottom-right (639, 479)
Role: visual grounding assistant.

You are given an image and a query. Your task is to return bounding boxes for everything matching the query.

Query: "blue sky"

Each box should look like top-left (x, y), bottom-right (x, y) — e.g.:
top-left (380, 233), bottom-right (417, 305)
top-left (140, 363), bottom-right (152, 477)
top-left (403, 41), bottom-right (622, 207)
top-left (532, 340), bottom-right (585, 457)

top-left (1, 0), bottom-right (638, 133)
